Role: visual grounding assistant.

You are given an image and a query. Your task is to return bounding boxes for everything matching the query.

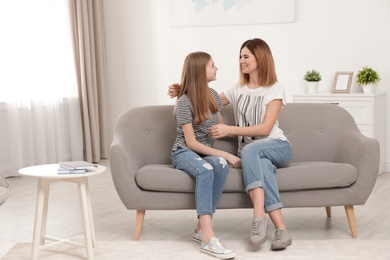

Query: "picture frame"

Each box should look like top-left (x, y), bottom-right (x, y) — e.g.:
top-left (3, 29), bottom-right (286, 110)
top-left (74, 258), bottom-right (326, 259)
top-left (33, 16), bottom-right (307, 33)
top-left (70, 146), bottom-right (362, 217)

top-left (332, 71), bottom-right (353, 93)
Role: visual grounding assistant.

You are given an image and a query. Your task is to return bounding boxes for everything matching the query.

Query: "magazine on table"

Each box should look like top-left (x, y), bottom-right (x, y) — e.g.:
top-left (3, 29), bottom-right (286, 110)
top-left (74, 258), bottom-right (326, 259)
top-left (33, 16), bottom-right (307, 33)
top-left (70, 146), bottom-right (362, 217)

top-left (57, 166), bottom-right (87, 174)
top-left (59, 161), bottom-right (98, 172)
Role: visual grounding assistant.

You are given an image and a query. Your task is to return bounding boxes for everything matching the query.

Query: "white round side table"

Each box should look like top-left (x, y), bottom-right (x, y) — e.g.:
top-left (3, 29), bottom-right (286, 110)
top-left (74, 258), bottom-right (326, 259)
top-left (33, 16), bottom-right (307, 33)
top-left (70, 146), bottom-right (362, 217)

top-left (19, 164), bottom-right (106, 260)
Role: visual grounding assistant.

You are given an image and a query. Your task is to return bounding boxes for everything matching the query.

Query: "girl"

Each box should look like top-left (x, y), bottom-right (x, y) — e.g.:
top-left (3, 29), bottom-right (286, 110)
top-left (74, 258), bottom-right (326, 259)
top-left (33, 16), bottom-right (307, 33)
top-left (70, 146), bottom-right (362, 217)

top-left (171, 52), bottom-right (240, 259)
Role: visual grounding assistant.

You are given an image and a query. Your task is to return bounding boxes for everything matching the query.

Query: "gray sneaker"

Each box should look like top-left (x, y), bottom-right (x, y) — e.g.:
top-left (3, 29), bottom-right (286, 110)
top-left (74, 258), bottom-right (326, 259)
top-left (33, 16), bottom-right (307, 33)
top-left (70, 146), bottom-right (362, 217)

top-left (271, 228), bottom-right (292, 250)
top-left (249, 217), bottom-right (267, 246)
top-left (193, 229), bottom-right (202, 243)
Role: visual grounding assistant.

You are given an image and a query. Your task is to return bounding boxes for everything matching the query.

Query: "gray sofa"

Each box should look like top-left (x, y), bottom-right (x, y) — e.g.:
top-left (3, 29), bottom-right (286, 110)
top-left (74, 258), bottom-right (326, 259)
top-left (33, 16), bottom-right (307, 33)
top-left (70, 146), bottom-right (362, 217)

top-left (110, 103), bottom-right (380, 240)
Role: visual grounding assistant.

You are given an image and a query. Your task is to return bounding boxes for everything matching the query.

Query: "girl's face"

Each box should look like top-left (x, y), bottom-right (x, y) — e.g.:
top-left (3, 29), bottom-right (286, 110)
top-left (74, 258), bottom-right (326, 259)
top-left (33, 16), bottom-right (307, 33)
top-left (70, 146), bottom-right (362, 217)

top-left (240, 47), bottom-right (257, 74)
top-left (206, 58), bottom-right (218, 82)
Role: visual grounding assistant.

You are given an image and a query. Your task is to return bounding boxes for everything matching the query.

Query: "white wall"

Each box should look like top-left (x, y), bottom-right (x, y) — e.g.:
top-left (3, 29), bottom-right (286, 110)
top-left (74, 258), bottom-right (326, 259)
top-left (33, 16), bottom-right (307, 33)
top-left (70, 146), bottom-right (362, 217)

top-left (102, 0), bottom-right (390, 171)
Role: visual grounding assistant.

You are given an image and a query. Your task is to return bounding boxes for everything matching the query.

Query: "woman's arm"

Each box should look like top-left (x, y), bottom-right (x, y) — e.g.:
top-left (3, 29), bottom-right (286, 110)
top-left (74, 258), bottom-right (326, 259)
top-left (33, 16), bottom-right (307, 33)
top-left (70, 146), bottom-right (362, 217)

top-left (208, 99), bottom-right (282, 138)
top-left (182, 122), bottom-right (241, 168)
top-left (168, 84), bottom-right (230, 107)
top-left (219, 92), bottom-right (230, 106)
top-left (168, 84), bottom-right (180, 98)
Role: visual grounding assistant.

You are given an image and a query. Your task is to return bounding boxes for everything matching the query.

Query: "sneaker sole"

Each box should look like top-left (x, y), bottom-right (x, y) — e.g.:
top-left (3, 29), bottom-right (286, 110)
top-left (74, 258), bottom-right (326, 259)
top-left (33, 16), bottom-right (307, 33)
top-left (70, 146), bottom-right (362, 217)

top-left (271, 239), bottom-right (292, 250)
top-left (249, 236), bottom-right (267, 247)
top-left (193, 236), bottom-right (202, 243)
top-left (200, 248), bottom-right (236, 259)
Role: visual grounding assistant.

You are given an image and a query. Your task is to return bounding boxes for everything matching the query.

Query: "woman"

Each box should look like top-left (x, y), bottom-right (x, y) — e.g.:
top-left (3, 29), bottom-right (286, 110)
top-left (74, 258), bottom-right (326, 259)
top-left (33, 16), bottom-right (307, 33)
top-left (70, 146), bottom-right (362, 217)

top-left (208, 38), bottom-right (292, 250)
top-left (169, 38), bottom-right (292, 250)
top-left (171, 51), bottom-right (240, 259)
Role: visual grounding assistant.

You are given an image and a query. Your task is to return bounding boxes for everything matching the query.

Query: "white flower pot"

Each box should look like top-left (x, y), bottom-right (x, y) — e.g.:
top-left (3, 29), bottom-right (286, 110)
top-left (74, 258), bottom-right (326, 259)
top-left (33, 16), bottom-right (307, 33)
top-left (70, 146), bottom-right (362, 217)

top-left (307, 81), bottom-right (319, 94)
top-left (363, 84), bottom-right (375, 94)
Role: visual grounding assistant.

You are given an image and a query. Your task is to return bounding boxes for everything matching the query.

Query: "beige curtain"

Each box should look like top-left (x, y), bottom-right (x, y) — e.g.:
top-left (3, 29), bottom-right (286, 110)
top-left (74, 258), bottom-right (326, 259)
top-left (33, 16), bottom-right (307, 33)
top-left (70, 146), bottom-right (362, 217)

top-left (69, 0), bottom-right (109, 163)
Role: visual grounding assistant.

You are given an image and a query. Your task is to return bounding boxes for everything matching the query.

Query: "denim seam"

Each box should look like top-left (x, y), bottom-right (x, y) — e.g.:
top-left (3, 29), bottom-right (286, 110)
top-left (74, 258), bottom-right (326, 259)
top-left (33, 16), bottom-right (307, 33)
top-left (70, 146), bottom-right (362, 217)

top-left (246, 181), bottom-right (264, 192)
top-left (265, 202), bottom-right (283, 213)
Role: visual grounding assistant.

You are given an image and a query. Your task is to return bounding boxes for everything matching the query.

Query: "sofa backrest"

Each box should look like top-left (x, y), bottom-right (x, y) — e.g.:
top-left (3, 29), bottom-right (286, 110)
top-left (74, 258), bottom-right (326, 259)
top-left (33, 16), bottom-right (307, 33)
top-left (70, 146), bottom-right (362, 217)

top-left (113, 105), bottom-right (177, 167)
top-left (218, 103), bottom-right (360, 163)
top-left (112, 103), bottom-right (360, 167)
top-left (279, 103), bottom-right (360, 162)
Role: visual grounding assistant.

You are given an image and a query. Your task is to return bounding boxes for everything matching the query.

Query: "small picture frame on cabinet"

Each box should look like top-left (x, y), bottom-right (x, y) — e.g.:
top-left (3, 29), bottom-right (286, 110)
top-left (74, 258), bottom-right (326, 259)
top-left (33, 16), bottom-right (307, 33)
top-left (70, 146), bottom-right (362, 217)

top-left (332, 71), bottom-right (353, 93)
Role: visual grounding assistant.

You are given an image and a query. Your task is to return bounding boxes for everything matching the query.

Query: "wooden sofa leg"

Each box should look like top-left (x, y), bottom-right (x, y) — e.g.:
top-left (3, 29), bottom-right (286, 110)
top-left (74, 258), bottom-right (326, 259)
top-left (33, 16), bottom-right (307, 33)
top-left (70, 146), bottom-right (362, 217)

top-left (325, 207), bottom-right (331, 217)
top-left (344, 205), bottom-right (357, 238)
top-left (134, 209), bottom-right (145, 241)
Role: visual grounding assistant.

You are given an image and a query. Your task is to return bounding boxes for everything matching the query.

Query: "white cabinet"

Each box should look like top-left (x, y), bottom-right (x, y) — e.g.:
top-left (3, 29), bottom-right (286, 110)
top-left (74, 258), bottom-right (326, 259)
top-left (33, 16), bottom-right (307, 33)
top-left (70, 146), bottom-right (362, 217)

top-left (292, 92), bottom-right (386, 174)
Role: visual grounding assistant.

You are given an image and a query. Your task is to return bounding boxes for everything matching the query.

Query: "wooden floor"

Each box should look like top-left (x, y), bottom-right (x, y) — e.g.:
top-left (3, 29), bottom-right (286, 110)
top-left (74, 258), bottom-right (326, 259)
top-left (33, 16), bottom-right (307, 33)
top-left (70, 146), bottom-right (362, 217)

top-left (1, 159), bottom-right (389, 257)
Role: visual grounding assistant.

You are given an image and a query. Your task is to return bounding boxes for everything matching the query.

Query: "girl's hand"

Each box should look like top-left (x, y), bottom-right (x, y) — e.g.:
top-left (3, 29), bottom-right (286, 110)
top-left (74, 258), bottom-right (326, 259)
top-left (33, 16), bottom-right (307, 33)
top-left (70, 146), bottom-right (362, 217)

top-left (226, 154), bottom-right (241, 169)
top-left (167, 83), bottom-right (180, 98)
top-left (208, 124), bottom-right (230, 138)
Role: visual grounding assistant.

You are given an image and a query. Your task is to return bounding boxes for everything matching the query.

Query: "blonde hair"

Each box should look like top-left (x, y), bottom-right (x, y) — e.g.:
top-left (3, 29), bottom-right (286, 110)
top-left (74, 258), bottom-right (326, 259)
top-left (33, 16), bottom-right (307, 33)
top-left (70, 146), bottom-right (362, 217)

top-left (239, 38), bottom-right (278, 86)
top-left (179, 52), bottom-right (218, 125)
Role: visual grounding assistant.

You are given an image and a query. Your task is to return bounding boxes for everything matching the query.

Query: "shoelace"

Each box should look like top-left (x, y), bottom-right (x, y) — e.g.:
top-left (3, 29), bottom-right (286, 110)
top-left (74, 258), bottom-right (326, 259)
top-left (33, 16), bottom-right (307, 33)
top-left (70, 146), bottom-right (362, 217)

top-left (274, 230), bottom-right (284, 241)
top-left (251, 220), bottom-right (263, 236)
top-left (210, 238), bottom-right (227, 252)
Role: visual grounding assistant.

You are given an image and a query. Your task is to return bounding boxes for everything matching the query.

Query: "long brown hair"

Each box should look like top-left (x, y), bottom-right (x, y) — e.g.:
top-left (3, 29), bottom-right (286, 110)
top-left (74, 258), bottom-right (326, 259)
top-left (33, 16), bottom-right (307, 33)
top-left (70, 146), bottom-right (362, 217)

top-left (239, 38), bottom-right (278, 86)
top-left (178, 52), bottom-right (218, 125)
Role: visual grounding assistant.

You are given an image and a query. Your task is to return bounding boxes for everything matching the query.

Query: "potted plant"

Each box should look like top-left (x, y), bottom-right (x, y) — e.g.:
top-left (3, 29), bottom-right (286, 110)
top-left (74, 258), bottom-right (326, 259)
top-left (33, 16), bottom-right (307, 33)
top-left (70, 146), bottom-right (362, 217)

top-left (303, 69), bottom-right (322, 94)
top-left (356, 66), bottom-right (381, 94)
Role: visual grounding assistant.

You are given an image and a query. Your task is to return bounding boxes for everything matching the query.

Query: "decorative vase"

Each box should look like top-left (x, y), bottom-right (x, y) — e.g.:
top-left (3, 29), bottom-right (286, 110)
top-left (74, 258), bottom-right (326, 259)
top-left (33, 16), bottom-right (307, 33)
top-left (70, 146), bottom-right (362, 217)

top-left (307, 81), bottom-right (319, 94)
top-left (363, 84), bottom-right (375, 94)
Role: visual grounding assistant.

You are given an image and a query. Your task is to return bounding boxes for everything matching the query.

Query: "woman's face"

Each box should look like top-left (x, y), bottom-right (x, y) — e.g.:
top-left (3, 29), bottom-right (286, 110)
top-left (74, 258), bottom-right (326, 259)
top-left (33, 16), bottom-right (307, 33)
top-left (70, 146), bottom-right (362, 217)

top-left (206, 58), bottom-right (218, 82)
top-left (240, 47), bottom-right (257, 74)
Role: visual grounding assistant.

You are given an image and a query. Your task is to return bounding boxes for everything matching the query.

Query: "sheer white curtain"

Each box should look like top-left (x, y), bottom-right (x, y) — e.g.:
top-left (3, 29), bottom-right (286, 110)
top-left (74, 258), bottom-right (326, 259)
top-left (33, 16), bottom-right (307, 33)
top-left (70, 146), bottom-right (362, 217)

top-left (0, 0), bottom-right (83, 177)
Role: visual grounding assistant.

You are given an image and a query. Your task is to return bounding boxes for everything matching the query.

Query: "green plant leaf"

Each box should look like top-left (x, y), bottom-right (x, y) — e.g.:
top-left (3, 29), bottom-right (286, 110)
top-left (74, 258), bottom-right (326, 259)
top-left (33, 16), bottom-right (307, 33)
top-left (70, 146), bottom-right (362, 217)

top-left (304, 69), bottom-right (322, 82)
top-left (356, 66), bottom-right (380, 85)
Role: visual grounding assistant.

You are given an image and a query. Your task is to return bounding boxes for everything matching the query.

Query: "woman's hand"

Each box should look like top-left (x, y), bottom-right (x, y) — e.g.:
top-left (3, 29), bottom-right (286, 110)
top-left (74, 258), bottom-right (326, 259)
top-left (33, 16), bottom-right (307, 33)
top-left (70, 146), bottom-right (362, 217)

top-left (208, 124), bottom-right (231, 138)
top-left (225, 154), bottom-right (242, 169)
top-left (167, 83), bottom-right (180, 98)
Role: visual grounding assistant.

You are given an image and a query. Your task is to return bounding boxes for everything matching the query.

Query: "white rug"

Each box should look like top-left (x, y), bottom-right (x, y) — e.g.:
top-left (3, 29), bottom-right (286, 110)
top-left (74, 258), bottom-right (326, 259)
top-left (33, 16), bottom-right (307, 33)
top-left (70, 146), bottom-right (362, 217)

top-left (2, 239), bottom-right (390, 260)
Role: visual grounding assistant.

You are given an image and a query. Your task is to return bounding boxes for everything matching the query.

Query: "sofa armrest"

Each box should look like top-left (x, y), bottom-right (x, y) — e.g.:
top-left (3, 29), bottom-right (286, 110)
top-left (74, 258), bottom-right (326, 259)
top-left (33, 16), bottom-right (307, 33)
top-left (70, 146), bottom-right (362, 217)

top-left (109, 105), bottom-right (177, 209)
top-left (110, 141), bottom-right (143, 208)
top-left (337, 131), bottom-right (380, 204)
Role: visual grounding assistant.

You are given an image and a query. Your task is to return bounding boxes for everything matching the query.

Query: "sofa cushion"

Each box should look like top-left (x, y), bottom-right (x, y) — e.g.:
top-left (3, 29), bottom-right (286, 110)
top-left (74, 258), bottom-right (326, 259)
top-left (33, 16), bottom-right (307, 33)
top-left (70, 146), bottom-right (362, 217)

top-left (135, 162), bottom-right (358, 193)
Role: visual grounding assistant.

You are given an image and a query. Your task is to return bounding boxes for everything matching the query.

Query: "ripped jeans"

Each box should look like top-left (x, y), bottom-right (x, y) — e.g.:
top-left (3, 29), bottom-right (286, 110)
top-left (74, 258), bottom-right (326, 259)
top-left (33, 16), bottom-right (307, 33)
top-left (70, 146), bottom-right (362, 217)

top-left (171, 147), bottom-right (228, 216)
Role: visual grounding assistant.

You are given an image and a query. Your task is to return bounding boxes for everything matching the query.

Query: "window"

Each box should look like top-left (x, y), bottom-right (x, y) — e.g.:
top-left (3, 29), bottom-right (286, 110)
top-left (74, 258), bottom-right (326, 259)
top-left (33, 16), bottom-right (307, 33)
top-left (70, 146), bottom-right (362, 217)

top-left (0, 0), bottom-right (83, 176)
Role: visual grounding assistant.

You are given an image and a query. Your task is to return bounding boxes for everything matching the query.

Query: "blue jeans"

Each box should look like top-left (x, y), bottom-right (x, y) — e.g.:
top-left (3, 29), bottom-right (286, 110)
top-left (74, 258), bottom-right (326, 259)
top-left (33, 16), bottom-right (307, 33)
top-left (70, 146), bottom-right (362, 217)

top-left (240, 139), bottom-right (292, 213)
top-left (171, 148), bottom-right (229, 216)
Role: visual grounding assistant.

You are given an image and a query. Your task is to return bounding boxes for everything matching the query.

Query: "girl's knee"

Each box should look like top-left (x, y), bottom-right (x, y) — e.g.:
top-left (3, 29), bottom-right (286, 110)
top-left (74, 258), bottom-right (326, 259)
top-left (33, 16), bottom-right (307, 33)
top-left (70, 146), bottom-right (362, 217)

top-left (218, 157), bottom-right (228, 168)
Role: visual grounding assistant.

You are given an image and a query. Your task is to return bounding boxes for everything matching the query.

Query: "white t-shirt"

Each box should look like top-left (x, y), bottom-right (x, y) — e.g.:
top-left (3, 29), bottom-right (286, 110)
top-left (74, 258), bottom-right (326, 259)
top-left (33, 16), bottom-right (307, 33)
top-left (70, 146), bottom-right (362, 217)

top-left (223, 82), bottom-right (288, 153)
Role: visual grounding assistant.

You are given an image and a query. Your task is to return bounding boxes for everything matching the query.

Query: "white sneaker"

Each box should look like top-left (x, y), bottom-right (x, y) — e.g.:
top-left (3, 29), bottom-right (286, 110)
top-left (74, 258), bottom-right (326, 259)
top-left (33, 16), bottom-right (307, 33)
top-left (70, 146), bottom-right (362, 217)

top-left (193, 229), bottom-right (202, 243)
top-left (200, 237), bottom-right (236, 259)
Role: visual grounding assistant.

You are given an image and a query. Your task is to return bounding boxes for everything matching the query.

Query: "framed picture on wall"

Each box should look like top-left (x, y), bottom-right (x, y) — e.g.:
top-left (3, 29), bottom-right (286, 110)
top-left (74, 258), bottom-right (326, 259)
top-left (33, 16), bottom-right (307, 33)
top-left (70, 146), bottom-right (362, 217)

top-left (170, 0), bottom-right (295, 27)
top-left (332, 72), bottom-right (353, 93)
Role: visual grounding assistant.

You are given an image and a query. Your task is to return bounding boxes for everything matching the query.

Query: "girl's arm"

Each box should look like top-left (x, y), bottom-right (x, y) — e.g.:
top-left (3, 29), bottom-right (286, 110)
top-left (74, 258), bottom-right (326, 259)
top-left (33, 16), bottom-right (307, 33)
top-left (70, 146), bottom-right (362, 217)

top-left (182, 122), bottom-right (241, 168)
top-left (217, 111), bottom-right (224, 124)
top-left (208, 99), bottom-right (282, 138)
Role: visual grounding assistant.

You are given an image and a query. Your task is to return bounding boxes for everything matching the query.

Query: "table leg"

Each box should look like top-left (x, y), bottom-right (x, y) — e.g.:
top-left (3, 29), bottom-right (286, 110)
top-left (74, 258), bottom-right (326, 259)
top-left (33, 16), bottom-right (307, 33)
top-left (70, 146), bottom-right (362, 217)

top-left (77, 178), bottom-right (94, 260)
top-left (40, 180), bottom-right (50, 245)
top-left (85, 178), bottom-right (96, 247)
top-left (31, 179), bottom-right (49, 260)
